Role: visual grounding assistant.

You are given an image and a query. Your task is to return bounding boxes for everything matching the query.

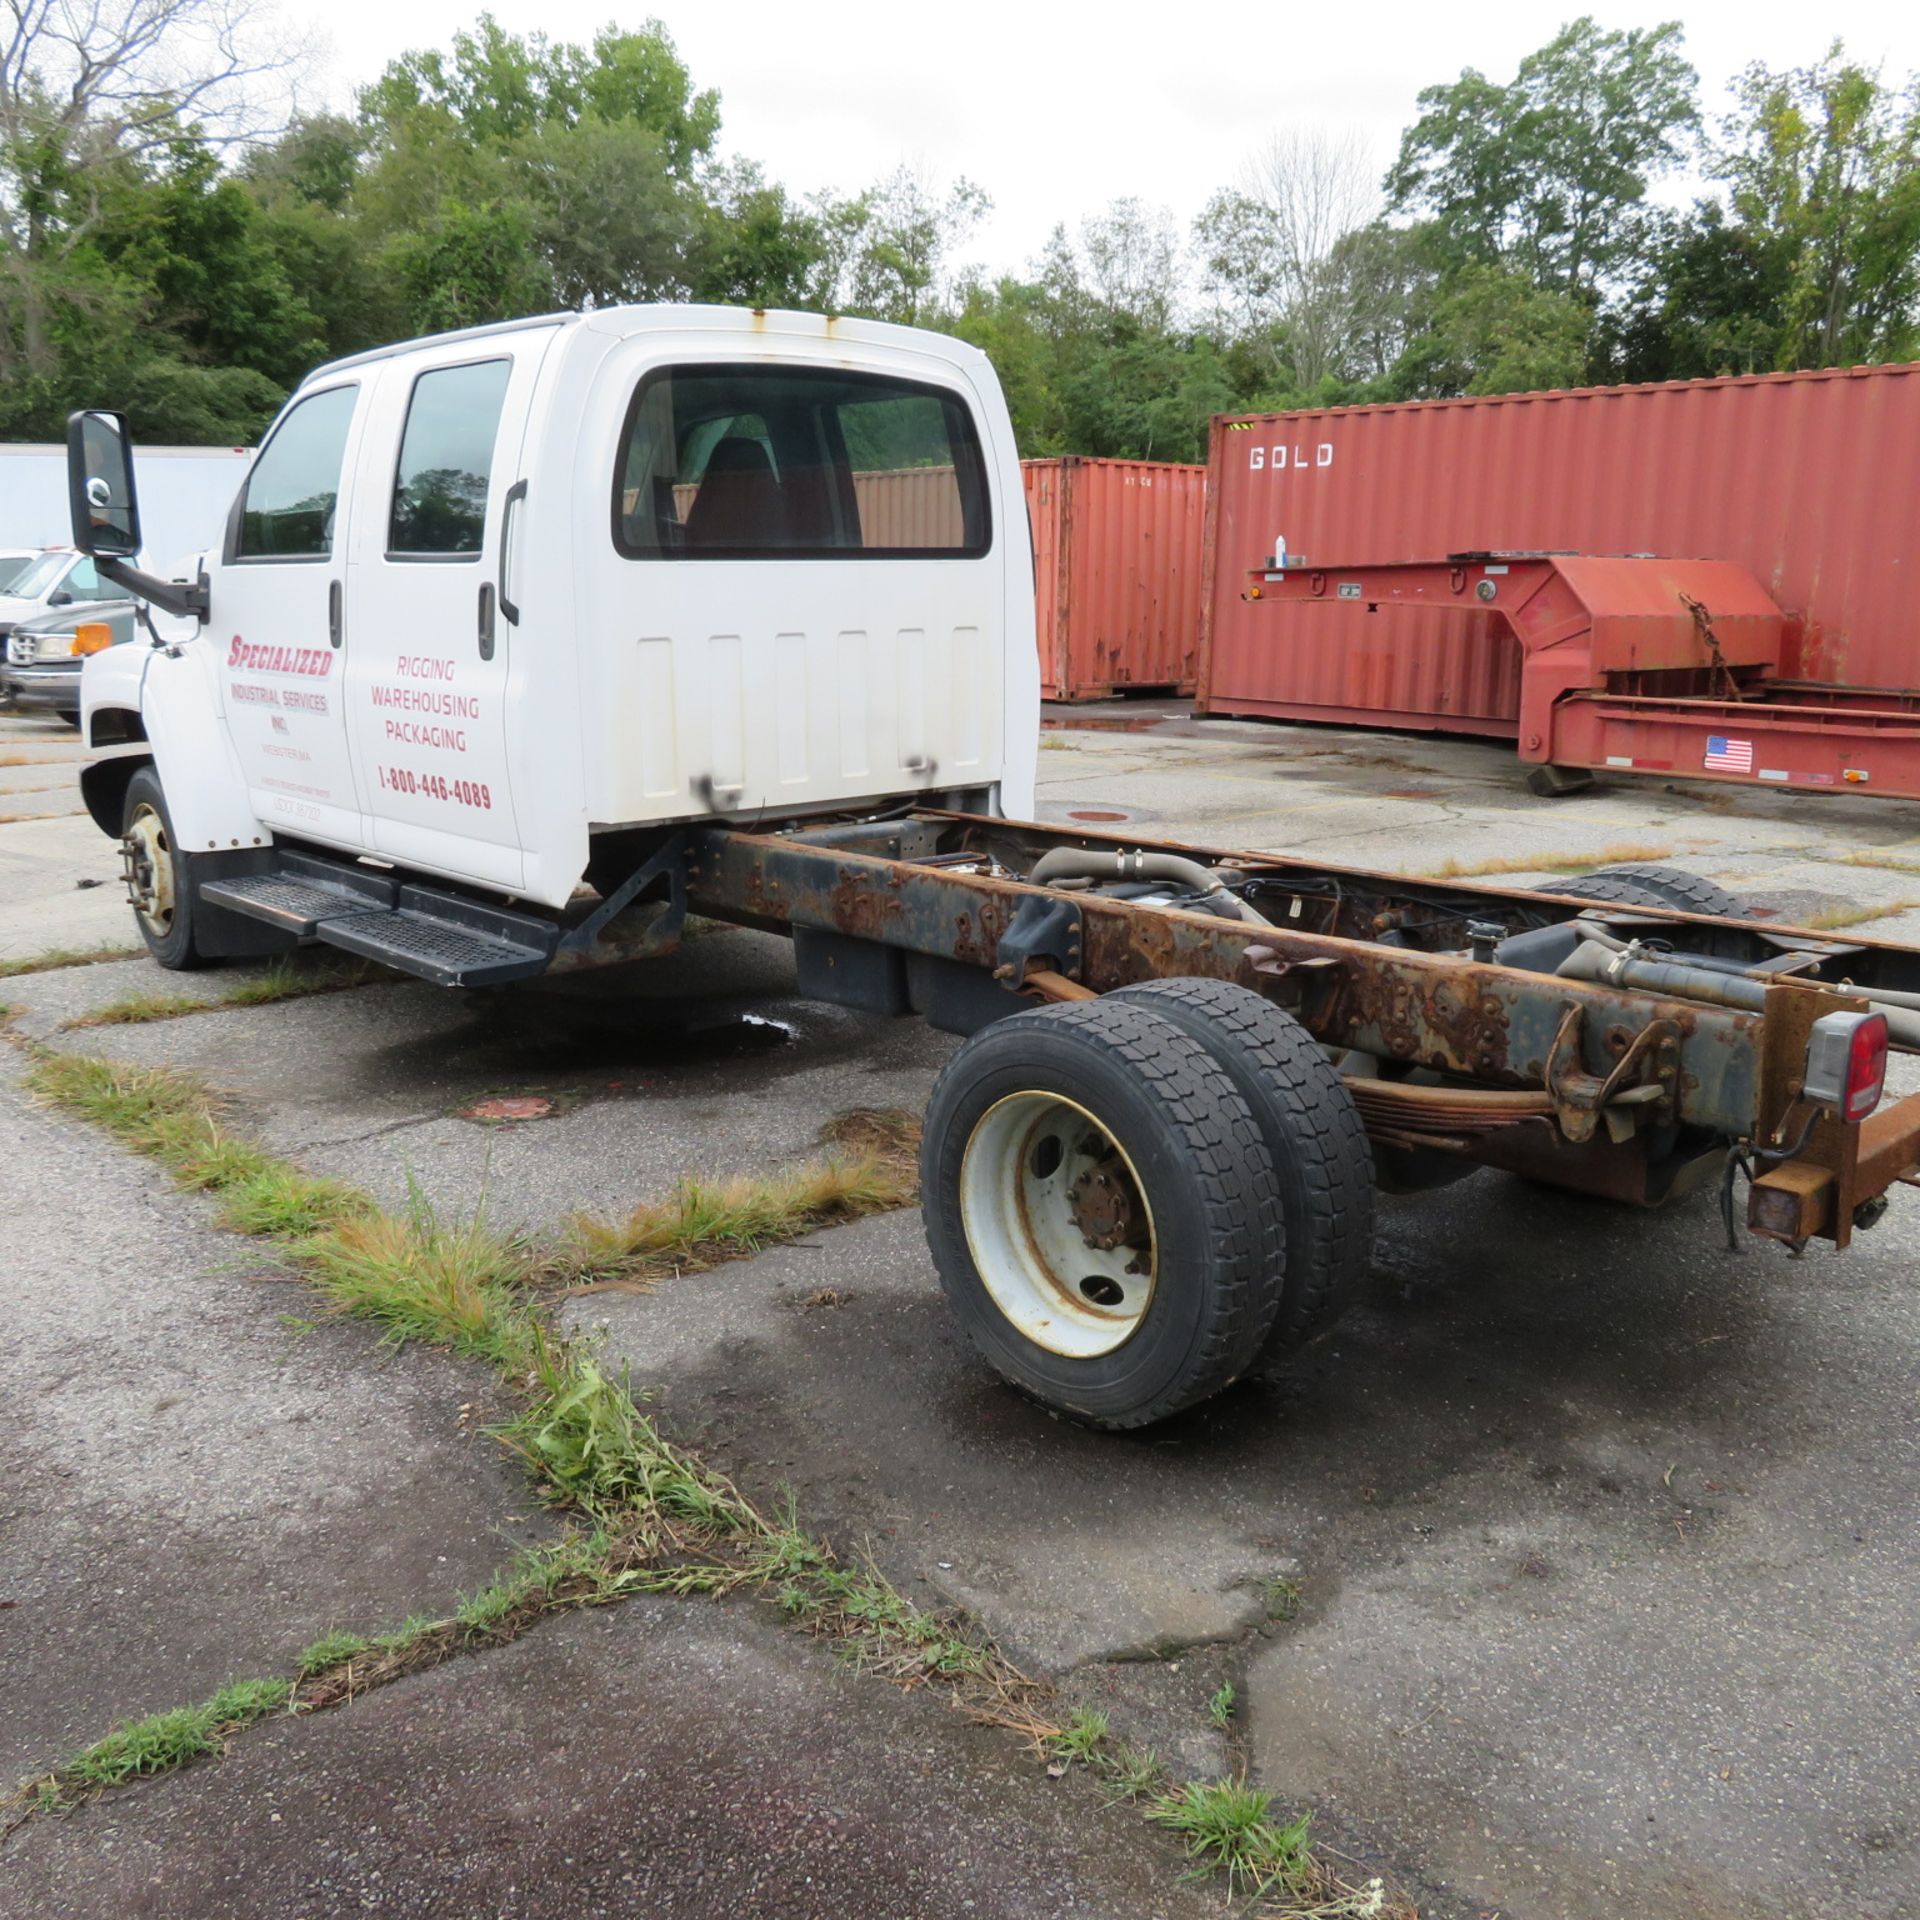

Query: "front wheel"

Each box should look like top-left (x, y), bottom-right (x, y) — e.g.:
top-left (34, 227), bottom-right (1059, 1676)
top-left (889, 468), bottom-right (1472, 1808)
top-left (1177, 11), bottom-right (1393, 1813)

top-left (919, 998), bottom-right (1284, 1429)
top-left (121, 765), bottom-right (213, 970)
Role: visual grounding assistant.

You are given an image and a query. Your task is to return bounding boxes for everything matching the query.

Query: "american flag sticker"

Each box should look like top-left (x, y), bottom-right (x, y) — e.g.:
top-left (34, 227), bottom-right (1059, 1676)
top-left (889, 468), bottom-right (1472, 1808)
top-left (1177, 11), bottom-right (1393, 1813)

top-left (1704, 736), bottom-right (1754, 773)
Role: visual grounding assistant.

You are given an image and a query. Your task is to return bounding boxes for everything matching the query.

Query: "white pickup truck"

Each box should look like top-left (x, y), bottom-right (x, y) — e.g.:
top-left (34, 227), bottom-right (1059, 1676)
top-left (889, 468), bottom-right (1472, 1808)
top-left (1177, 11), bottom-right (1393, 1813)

top-left (74, 306), bottom-right (1034, 958)
top-left (67, 303), bottom-right (1920, 1430)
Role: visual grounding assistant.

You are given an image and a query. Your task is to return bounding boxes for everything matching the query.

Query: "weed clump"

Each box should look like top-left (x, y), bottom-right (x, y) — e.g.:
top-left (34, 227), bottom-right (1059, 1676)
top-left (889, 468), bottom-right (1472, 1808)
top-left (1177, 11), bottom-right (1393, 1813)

top-left (544, 1117), bottom-right (918, 1289)
top-left (1148, 1777), bottom-right (1313, 1900)
top-left (57, 1679), bottom-right (292, 1792)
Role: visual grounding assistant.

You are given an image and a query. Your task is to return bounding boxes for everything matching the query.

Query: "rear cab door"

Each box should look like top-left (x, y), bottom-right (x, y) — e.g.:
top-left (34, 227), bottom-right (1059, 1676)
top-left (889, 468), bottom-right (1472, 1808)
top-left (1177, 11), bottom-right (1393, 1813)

top-left (342, 328), bottom-right (560, 892)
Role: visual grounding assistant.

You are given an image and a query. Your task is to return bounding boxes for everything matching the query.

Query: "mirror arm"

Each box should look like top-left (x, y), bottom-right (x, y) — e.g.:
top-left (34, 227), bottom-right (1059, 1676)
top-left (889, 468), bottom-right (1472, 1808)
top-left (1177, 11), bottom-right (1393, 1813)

top-left (97, 556), bottom-right (209, 623)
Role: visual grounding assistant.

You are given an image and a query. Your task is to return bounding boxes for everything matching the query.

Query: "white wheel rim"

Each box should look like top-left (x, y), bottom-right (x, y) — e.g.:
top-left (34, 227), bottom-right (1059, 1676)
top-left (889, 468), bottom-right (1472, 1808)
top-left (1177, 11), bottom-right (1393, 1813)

top-left (958, 1091), bottom-right (1158, 1358)
top-left (124, 802), bottom-right (175, 937)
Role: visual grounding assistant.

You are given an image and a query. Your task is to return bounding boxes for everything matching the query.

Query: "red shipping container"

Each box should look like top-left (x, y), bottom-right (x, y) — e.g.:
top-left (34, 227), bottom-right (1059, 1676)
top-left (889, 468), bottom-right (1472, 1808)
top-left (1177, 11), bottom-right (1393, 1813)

top-left (1199, 362), bottom-right (1920, 730)
top-left (1025, 457), bottom-right (1207, 701)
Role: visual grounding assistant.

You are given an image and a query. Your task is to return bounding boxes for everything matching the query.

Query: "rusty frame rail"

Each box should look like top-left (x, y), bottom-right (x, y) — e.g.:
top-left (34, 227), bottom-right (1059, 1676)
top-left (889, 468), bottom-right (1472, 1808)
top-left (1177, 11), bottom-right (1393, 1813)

top-left (686, 823), bottom-right (1763, 1129)
top-left (677, 812), bottom-right (1920, 1242)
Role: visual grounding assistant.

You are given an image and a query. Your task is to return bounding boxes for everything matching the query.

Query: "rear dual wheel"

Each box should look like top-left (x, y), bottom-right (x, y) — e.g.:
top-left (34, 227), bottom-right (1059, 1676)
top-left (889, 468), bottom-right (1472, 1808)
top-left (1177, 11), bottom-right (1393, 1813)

top-left (920, 987), bottom-right (1376, 1428)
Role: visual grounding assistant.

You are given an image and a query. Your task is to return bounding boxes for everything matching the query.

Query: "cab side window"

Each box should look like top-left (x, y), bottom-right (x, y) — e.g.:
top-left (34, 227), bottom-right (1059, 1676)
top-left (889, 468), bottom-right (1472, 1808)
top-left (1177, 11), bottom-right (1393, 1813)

top-left (388, 359), bottom-right (513, 559)
top-left (236, 385), bottom-right (358, 560)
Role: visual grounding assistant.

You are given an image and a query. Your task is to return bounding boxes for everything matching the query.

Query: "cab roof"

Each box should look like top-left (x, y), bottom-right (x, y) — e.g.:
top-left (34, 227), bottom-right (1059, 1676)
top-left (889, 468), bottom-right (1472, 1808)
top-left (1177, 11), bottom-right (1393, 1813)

top-left (303, 304), bottom-right (988, 389)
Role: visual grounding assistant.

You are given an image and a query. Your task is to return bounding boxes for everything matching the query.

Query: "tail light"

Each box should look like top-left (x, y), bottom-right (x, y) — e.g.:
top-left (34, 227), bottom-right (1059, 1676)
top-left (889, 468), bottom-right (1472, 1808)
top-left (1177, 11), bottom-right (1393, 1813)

top-left (1804, 1010), bottom-right (1888, 1121)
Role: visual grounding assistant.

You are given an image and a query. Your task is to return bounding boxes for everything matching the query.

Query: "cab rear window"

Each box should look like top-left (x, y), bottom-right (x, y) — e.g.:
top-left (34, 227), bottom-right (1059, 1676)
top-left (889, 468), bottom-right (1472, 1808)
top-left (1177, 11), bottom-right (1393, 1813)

top-left (613, 364), bottom-right (990, 560)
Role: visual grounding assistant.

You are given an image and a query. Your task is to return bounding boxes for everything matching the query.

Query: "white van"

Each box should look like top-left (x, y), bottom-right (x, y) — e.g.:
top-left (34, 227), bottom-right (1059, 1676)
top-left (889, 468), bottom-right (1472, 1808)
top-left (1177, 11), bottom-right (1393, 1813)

top-left (74, 304), bottom-right (1036, 966)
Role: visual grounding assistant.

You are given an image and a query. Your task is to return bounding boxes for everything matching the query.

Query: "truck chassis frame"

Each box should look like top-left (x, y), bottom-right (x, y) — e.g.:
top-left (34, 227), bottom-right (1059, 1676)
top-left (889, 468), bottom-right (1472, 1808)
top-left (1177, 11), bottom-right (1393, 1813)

top-left (683, 810), bottom-right (1920, 1252)
top-left (183, 804), bottom-right (1920, 1256)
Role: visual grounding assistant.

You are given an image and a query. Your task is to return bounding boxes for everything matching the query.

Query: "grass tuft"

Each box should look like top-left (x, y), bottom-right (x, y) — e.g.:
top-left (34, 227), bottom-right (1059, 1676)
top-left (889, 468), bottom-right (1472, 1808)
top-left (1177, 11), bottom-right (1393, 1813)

top-left (296, 1630), bottom-right (372, 1678)
top-left (0, 942), bottom-right (145, 980)
top-left (1261, 1573), bottom-right (1304, 1622)
top-left (299, 1180), bottom-right (534, 1369)
top-left (1099, 1742), bottom-right (1167, 1803)
top-left (214, 1166), bottom-right (373, 1239)
top-left (61, 957), bottom-right (386, 1030)
top-left (544, 1131), bottom-right (917, 1290)
top-left (59, 989), bottom-right (205, 1028)
top-left (57, 1679), bottom-right (292, 1791)
top-left (497, 1326), bottom-right (751, 1529)
top-left (1207, 1681), bottom-right (1237, 1729)
top-left (1148, 1777), bottom-right (1314, 1900)
top-left (1835, 849), bottom-right (1920, 874)
top-left (220, 957), bottom-right (385, 1007)
top-left (1048, 1706), bottom-right (1110, 1767)
top-left (1422, 839), bottom-right (1673, 880)
top-left (24, 1050), bottom-right (225, 1160)
top-left (1798, 898), bottom-right (1920, 931)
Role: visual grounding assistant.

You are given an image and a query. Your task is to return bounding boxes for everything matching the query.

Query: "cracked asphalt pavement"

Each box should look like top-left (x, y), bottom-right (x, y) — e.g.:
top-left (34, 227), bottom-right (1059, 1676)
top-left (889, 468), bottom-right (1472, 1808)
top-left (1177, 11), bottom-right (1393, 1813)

top-left (4, 703), bottom-right (1920, 1917)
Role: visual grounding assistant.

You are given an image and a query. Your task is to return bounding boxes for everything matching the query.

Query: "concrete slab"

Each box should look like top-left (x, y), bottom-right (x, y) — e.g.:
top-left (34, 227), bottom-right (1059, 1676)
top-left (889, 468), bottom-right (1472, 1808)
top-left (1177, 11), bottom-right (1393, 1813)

top-left (570, 1165), bottom-right (1920, 1920)
top-left (0, 815), bottom-right (127, 964)
top-left (0, 1598), bottom-right (1222, 1920)
top-left (13, 709), bottom-right (1920, 1917)
top-left (0, 712), bottom-right (130, 959)
top-left (1037, 712), bottom-right (1920, 940)
top-left (0, 1055), bottom-right (556, 1789)
top-left (27, 934), bottom-right (954, 1228)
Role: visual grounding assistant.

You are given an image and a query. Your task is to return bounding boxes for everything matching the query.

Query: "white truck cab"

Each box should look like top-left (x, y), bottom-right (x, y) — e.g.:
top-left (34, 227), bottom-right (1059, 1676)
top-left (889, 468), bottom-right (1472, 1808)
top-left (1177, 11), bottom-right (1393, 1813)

top-left (73, 305), bottom-right (1037, 968)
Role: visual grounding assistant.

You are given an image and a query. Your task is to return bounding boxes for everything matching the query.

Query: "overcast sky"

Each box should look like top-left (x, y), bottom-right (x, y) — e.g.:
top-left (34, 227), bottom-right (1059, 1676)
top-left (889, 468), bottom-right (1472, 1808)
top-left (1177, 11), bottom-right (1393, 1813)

top-left (304, 1), bottom-right (1920, 277)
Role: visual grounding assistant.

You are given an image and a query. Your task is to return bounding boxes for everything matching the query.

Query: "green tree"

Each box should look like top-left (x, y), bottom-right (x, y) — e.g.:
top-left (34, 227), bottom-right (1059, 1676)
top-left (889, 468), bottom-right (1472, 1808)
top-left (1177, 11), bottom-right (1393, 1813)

top-left (1713, 46), bottom-right (1920, 367)
top-left (1387, 16), bottom-right (1698, 298)
top-left (379, 198), bottom-right (550, 334)
top-left (829, 167), bottom-right (990, 325)
top-left (360, 14), bottom-right (718, 170)
top-left (94, 137), bottom-right (324, 384)
top-left (352, 15), bottom-right (720, 330)
top-left (1387, 262), bottom-right (1590, 397)
top-left (1592, 202), bottom-right (1792, 382)
top-left (1196, 131), bottom-right (1377, 388)
top-left (691, 162), bottom-right (831, 309)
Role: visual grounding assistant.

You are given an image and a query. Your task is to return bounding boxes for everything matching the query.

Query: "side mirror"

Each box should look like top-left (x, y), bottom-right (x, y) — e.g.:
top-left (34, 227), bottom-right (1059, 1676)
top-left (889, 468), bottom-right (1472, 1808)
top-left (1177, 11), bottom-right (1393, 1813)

top-left (47, 590), bottom-right (72, 606)
top-left (66, 411), bottom-right (141, 559)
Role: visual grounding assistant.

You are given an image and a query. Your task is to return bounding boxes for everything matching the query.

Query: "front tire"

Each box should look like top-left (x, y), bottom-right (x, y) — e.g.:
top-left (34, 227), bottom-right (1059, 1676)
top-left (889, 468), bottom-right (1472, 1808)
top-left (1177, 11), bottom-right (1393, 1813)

top-left (920, 998), bottom-right (1284, 1428)
top-left (121, 765), bottom-right (213, 970)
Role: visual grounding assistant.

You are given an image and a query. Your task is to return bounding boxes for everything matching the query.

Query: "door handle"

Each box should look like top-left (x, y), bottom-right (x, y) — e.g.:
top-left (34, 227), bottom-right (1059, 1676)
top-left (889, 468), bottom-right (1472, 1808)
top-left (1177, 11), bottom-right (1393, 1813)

top-left (499, 479), bottom-right (527, 627)
top-left (477, 581), bottom-right (496, 661)
top-left (328, 578), bottom-right (342, 648)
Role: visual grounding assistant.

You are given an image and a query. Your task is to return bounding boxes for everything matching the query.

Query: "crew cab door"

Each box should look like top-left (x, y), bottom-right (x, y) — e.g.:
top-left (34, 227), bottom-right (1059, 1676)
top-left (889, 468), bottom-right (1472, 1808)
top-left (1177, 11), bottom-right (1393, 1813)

top-left (211, 381), bottom-right (367, 850)
top-left (342, 331), bottom-right (556, 890)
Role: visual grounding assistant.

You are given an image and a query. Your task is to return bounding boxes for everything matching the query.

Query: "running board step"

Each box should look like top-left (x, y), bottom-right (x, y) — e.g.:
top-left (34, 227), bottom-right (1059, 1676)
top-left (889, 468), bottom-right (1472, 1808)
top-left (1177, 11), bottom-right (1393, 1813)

top-left (200, 854), bottom-right (558, 987)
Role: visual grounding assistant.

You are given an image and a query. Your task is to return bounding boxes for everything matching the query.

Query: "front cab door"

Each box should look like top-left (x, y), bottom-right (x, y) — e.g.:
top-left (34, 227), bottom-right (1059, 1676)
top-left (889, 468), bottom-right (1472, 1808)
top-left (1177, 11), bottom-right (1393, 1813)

top-left (209, 382), bottom-right (367, 850)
